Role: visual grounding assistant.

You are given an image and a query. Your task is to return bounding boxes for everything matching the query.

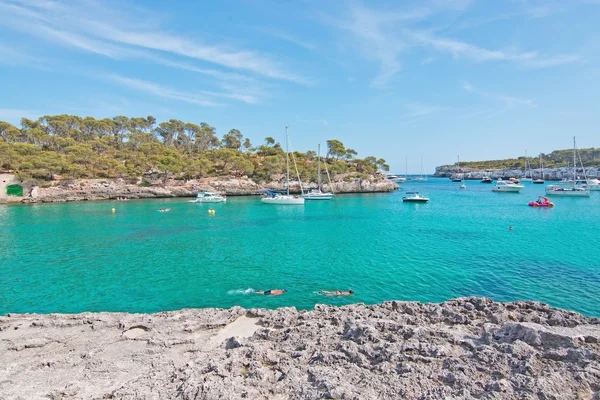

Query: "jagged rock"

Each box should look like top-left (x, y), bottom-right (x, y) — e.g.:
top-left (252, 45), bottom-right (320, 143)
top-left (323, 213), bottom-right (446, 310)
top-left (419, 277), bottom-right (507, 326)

top-left (1, 297), bottom-right (599, 399)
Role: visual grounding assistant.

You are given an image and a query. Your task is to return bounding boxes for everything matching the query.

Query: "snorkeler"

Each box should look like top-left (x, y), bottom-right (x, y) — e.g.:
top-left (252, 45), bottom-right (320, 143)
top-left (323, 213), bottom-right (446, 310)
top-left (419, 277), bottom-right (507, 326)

top-left (254, 289), bottom-right (287, 296)
top-left (320, 289), bottom-right (354, 296)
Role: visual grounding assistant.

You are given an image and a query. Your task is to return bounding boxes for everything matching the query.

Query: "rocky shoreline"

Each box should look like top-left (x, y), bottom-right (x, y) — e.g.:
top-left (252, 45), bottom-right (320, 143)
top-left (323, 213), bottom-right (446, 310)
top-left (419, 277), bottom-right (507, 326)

top-left (434, 166), bottom-right (600, 181)
top-left (0, 174), bottom-right (398, 204)
top-left (1, 298), bottom-right (599, 399)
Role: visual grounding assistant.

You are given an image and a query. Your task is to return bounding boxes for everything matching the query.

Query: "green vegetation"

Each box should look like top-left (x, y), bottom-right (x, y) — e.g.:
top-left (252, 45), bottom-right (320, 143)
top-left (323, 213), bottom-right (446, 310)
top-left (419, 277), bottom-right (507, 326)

top-left (0, 115), bottom-right (389, 182)
top-left (440, 149), bottom-right (600, 170)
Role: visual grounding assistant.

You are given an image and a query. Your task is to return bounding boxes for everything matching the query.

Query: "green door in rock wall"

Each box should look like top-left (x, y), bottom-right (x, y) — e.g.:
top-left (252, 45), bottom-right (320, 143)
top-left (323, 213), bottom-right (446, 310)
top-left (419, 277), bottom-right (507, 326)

top-left (6, 184), bottom-right (23, 196)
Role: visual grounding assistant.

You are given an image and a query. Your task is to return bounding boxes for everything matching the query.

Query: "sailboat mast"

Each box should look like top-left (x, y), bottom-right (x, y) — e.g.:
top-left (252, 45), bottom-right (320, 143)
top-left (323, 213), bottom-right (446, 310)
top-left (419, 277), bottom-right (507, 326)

top-left (405, 156), bottom-right (408, 179)
top-left (540, 153), bottom-right (544, 180)
top-left (285, 126), bottom-right (290, 196)
top-left (317, 144), bottom-right (321, 191)
top-left (573, 136), bottom-right (576, 187)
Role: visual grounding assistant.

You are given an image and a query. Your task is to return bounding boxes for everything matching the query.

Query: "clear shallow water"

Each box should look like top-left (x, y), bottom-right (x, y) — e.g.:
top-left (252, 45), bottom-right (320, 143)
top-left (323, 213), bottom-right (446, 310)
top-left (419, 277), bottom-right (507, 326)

top-left (1, 178), bottom-right (599, 316)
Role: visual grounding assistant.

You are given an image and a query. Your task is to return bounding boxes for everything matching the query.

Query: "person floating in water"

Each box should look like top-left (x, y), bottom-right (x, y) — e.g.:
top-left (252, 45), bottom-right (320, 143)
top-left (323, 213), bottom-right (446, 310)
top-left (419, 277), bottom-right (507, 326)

top-left (509, 226), bottom-right (513, 231)
top-left (320, 289), bottom-right (354, 296)
top-left (254, 289), bottom-right (287, 296)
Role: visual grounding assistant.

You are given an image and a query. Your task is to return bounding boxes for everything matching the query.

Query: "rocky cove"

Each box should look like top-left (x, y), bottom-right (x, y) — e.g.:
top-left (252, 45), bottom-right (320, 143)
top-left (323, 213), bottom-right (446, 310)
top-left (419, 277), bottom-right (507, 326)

top-left (0, 173), bottom-right (397, 204)
top-left (0, 298), bottom-right (598, 399)
top-left (434, 166), bottom-right (600, 181)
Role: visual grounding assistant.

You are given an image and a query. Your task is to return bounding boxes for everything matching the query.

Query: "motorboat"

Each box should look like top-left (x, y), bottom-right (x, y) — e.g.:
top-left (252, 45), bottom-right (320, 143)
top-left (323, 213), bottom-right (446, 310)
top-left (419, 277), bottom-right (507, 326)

top-left (545, 137), bottom-right (590, 197)
top-left (190, 192), bottom-right (227, 203)
top-left (450, 175), bottom-right (463, 182)
top-left (402, 192), bottom-right (429, 202)
top-left (158, 208), bottom-right (171, 213)
top-left (481, 177), bottom-right (493, 183)
top-left (574, 179), bottom-right (600, 191)
top-left (459, 183), bottom-right (467, 189)
top-left (261, 190), bottom-right (305, 205)
top-left (387, 174), bottom-right (406, 183)
top-left (302, 189), bottom-right (334, 200)
top-left (492, 179), bottom-right (524, 192)
top-left (528, 196), bottom-right (554, 208)
top-left (509, 177), bottom-right (521, 184)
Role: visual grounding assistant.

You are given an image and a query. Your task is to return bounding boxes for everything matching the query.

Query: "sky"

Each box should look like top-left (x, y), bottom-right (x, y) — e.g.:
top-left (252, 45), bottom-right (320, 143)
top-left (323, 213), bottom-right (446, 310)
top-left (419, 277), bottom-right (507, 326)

top-left (1, 0), bottom-right (599, 174)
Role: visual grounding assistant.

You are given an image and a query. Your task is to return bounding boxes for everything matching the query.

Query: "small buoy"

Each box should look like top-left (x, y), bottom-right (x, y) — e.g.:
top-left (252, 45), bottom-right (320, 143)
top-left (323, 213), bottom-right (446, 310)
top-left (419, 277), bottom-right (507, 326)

top-left (111, 208), bottom-right (116, 213)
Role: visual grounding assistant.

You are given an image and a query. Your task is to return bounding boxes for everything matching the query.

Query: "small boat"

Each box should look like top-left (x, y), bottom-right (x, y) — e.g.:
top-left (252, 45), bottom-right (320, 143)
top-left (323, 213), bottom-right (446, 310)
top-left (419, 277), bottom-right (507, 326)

top-left (459, 183), bottom-right (467, 189)
top-left (387, 174), bottom-right (406, 183)
top-left (492, 179), bottom-right (524, 192)
top-left (402, 192), bottom-right (429, 202)
top-left (261, 127), bottom-right (305, 205)
top-left (303, 144), bottom-right (334, 200)
top-left (261, 190), bottom-right (305, 205)
top-left (533, 153), bottom-right (545, 184)
top-left (528, 196), bottom-right (554, 208)
top-left (190, 191), bottom-right (227, 203)
top-left (302, 189), bottom-right (334, 200)
top-left (546, 137), bottom-right (590, 197)
top-left (481, 177), bottom-right (493, 183)
top-left (158, 208), bottom-right (171, 213)
top-left (450, 176), bottom-right (463, 182)
top-left (509, 177), bottom-right (521, 184)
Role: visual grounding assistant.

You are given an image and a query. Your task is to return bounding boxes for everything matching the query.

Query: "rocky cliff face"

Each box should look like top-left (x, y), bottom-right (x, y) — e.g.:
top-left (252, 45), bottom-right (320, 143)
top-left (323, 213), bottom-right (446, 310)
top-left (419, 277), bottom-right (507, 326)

top-left (7, 173), bottom-right (397, 203)
top-left (434, 166), bottom-right (600, 181)
top-left (1, 298), bottom-right (598, 399)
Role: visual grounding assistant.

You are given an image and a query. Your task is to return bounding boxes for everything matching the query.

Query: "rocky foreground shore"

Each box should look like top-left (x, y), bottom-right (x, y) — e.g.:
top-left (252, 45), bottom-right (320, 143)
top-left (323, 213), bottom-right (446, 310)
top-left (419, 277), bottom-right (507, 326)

top-left (1, 298), bottom-right (599, 399)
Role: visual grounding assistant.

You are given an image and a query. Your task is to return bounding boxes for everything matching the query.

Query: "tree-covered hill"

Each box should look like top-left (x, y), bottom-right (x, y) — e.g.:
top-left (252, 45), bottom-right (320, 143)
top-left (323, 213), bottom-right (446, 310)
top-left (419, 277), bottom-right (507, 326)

top-left (0, 115), bottom-right (389, 182)
top-left (439, 148), bottom-right (600, 170)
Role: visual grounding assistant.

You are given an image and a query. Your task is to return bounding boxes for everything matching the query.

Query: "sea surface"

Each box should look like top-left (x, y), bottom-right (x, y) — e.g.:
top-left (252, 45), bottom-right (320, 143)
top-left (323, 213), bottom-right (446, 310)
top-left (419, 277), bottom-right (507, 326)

top-left (1, 178), bottom-right (599, 316)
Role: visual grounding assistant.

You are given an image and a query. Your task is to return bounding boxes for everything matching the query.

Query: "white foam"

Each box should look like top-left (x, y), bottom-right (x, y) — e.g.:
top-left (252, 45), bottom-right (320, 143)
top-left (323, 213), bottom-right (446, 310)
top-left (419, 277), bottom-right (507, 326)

top-left (227, 288), bottom-right (255, 295)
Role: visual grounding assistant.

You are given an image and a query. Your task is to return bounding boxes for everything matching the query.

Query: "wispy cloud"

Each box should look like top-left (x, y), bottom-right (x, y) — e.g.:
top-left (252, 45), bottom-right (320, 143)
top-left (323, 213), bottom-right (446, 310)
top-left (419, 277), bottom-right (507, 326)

top-left (105, 75), bottom-right (223, 107)
top-left (0, 43), bottom-right (47, 67)
top-left (462, 82), bottom-right (535, 108)
top-left (397, 102), bottom-right (444, 120)
top-left (257, 28), bottom-right (318, 51)
top-left (323, 1), bottom-right (579, 87)
top-left (0, 0), bottom-right (310, 85)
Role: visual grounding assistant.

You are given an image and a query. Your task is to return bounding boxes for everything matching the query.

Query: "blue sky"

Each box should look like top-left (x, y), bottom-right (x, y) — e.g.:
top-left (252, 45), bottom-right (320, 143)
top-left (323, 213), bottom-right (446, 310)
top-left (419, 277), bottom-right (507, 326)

top-left (1, 0), bottom-right (599, 173)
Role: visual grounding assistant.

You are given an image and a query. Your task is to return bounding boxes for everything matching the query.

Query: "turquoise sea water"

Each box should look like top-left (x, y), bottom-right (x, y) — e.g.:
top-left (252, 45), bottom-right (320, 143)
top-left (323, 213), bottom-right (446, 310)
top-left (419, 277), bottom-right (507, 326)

top-left (1, 178), bottom-right (599, 316)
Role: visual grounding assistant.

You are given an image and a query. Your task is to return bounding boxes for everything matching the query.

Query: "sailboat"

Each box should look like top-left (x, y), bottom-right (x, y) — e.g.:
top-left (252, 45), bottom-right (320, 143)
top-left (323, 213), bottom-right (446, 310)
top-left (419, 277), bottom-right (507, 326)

top-left (413, 155), bottom-right (427, 181)
top-left (533, 153), bottom-right (545, 184)
top-left (303, 144), bottom-right (334, 200)
top-left (450, 155), bottom-right (463, 182)
top-left (545, 137), bottom-right (590, 197)
top-left (261, 127), bottom-right (305, 205)
top-left (521, 150), bottom-right (533, 182)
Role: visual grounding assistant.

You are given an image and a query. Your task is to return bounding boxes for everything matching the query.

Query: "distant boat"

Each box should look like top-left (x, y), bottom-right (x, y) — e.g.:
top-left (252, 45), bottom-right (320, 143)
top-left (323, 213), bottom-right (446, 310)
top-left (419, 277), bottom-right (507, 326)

top-left (190, 192), bottom-right (226, 203)
top-left (387, 174), bottom-right (406, 183)
top-left (303, 144), bottom-right (334, 200)
top-left (481, 177), bottom-right (493, 183)
top-left (521, 150), bottom-right (533, 182)
top-left (402, 192), bottom-right (429, 202)
top-left (546, 137), bottom-right (590, 197)
top-left (459, 183), bottom-right (467, 189)
top-left (450, 155), bottom-right (464, 182)
top-left (262, 126), bottom-right (305, 205)
top-left (492, 179), bottom-right (524, 192)
top-left (412, 155), bottom-right (428, 181)
top-left (533, 153), bottom-right (545, 184)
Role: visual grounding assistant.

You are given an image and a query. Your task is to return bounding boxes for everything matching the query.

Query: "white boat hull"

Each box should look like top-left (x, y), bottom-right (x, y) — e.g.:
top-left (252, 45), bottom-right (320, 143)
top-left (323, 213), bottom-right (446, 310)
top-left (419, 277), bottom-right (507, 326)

top-left (190, 198), bottom-right (226, 203)
top-left (261, 196), bottom-right (305, 205)
top-left (545, 187), bottom-right (590, 197)
top-left (492, 186), bottom-right (523, 192)
top-left (302, 193), bottom-right (334, 200)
